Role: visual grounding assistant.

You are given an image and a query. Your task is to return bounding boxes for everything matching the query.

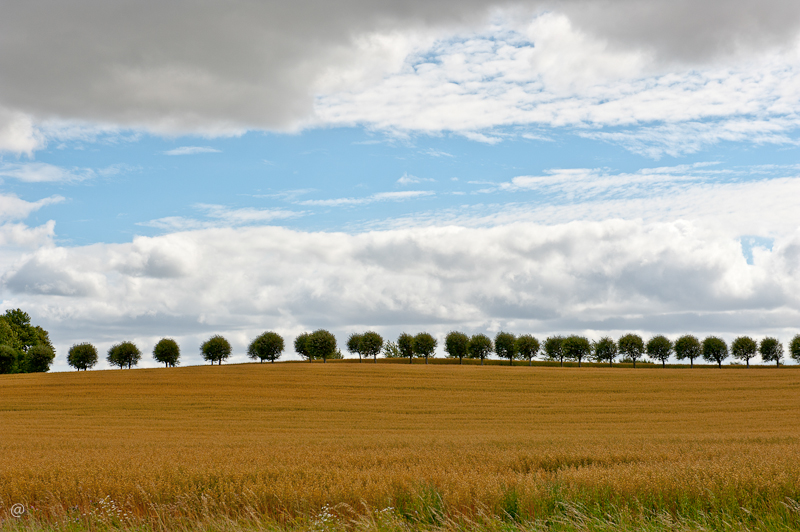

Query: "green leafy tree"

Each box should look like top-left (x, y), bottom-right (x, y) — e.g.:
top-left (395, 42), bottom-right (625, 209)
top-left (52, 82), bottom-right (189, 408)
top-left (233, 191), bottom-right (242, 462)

top-left (0, 344), bottom-right (18, 374)
top-left (674, 335), bottom-right (701, 367)
top-left (760, 337), bottom-right (783, 367)
top-left (308, 329), bottom-right (337, 363)
top-left (646, 335), bottom-right (673, 368)
top-left (543, 335), bottom-right (565, 366)
top-left (444, 331), bottom-right (470, 364)
top-left (248, 332), bottom-right (283, 363)
top-left (360, 331), bottom-right (383, 363)
top-left (562, 335), bottom-right (591, 367)
top-left (495, 331), bottom-right (518, 366)
top-left (22, 344), bottom-right (54, 373)
top-left (468, 334), bottom-right (493, 365)
top-left (593, 336), bottom-right (617, 366)
top-left (413, 332), bottom-right (437, 364)
top-left (346, 332), bottom-right (364, 362)
top-left (515, 335), bottom-right (540, 366)
top-left (382, 341), bottom-right (401, 358)
top-left (0, 317), bottom-right (18, 349)
top-left (398, 333), bottom-right (415, 364)
top-left (201, 335), bottom-right (231, 365)
top-left (295, 333), bottom-right (311, 361)
top-left (153, 338), bottom-right (180, 367)
top-left (618, 334), bottom-right (645, 368)
top-left (702, 336), bottom-right (728, 368)
top-left (731, 336), bottom-right (757, 368)
top-left (791, 334), bottom-right (800, 364)
top-left (108, 341), bottom-right (142, 369)
top-left (68, 343), bottom-right (98, 371)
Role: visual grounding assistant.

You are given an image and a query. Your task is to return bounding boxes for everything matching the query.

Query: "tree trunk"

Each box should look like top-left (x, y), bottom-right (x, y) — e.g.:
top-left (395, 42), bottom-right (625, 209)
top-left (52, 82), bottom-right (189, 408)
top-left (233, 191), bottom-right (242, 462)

top-left (690, 358), bottom-right (693, 368)
top-left (481, 357), bottom-right (484, 365)
top-left (529, 358), bottom-right (532, 367)
top-left (509, 357), bottom-right (512, 366)
top-left (425, 355), bottom-right (428, 365)
top-left (777, 359), bottom-right (780, 367)
top-left (578, 358), bottom-right (581, 368)
top-left (718, 360), bottom-right (721, 368)
top-left (633, 359), bottom-right (636, 368)
top-left (662, 360), bottom-right (665, 368)
top-left (374, 354), bottom-right (377, 363)
top-left (323, 357), bottom-right (326, 363)
top-left (746, 359), bottom-right (749, 368)
top-left (560, 357), bottom-right (563, 367)
top-left (460, 356), bottom-right (463, 365)
top-left (409, 356), bottom-right (412, 364)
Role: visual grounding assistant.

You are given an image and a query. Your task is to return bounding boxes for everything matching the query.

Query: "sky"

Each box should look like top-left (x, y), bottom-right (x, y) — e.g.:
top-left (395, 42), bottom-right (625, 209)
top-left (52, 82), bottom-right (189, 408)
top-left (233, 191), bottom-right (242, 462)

top-left (2, 0), bottom-right (800, 369)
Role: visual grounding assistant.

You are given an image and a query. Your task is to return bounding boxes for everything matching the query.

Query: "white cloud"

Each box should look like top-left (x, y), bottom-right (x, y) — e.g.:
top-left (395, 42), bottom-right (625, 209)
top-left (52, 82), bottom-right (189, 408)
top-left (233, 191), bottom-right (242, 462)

top-left (0, 193), bottom-right (64, 222)
top-left (299, 190), bottom-right (434, 206)
top-left (0, 162), bottom-right (100, 183)
top-left (163, 146), bottom-right (222, 156)
top-left (141, 204), bottom-right (301, 231)
top-left (3, 219), bottom-right (800, 372)
top-left (0, 107), bottom-right (45, 155)
top-left (397, 173), bottom-right (435, 185)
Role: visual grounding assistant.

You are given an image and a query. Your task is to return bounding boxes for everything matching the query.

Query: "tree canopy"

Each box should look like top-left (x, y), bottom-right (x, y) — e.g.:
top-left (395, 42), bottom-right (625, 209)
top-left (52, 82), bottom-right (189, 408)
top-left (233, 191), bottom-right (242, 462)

top-left (68, 343), bottom-right (98, 371)
top-left (674, 335), bottom-right (701, 367)
top-left (515, 335), bottom-right (540, 366)
top-left (494, 331), bottom-right (518, 365)
top-left (702, 336), bottom-right (728, 368)
top-left (398, 333), bottom-right (415, 364)
top-left (646, 335), bottom-right (673, 368)
top-left (346, 333), bottom-right (364, 362)
top-left (468, 334), bottom-right (493, 365)
top-left (413, 332), bottom-right (437, 364)
top-left (107, 341), bottom-right (142, 369)
top-left (248, 332), bottom-right (283, 363)
top-left (791, 334), bottom-right (800, 365)
top-left (153, 338), bottom-right (181, 367)
top-left (562, 335), bottom-right (591, 367)
top-left (444, 331), bottom-right (470, 364)
top-left (544, 336), bottom-right (565, 366)
top-left (308, 329), bottom-right (337, 363)
top-left (201, 335), bottom-right (231, 365)
top-left (0, 309), bottom-right (55, 374)
top-left (731, 336), bottom-right (757, 368)
top-left (760, 337), bottom-right (783, 367)
top-left (618, 334), bottom-right (645, 368)
top-left (359, 331), bottom-right (383, 363)
top-left (295, 332), bottom-right (311, 361)
top-left (593, 336), bottom-right (617, 366)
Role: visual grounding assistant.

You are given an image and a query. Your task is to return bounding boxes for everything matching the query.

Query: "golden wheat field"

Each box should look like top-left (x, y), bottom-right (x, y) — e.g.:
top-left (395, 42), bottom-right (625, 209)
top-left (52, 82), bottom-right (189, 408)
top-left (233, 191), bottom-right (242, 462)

top-left (2, 361), bottom-right (800, 531)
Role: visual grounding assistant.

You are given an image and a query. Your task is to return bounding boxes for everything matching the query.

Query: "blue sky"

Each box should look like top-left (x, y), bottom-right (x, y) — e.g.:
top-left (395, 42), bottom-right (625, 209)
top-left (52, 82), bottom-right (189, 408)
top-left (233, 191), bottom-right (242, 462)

top-left (2, 1), bottom-right (800, 369)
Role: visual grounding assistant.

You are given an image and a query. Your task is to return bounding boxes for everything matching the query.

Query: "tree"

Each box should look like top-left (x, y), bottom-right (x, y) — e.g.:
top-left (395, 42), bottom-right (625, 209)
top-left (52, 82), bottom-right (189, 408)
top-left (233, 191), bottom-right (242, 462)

top-left (308, 329), bottom-right (337, 363)
top-left (702, 336), bottom-right (728, 368)
top-left (791, 334), bottom-right (800, 364)
top-left (247, 332), bottom-right (283, 363)
top-left (107, 341), bottom-right (142, 369)
top-left (413, 332), bottom-right (437, 364)
top-left (562, 335), bottom-right (591, 367)
top-left (468, 334), bottom-right (493, 365)
top-left (618, 334), bottom-right (645, 368)
top-left (444, 331), bottom-right (470, 364)
top-left (646, 335), bottom-right (673, 368)
top-left (22, 344), bottom-right (54, 373)
top-left (731, 336), bottom-right (757, 368)
top-left (0, 317), bottom-right (17, 349)
top-left (295, 333), bottom-right (312, 361)
top-left (382, 341), bottom-right (401, 358)
top-left (153, 338), bottom-right (181, 367)
top-left (593, 336), bottom-right (617, 367)
top-left (68, 343), bottom-right (98, 371)
top-left (201, 335), bottom-right (231, 365)
top-left (760, 337), bottom-right (783, 367)
top-left (495, 331), bottom-right (518, 366)
top-left (398, 333), bottom-right (415, 364)
top-left (360, 331), bottom-right (383, 363)
top-left (515, 335), bottom-right (540, 366)
top-left (674, 335), bottom-right (701, 368)
top-left (0, 345), bottom-right (17, 374)
top-left (543, 336), bottom-right (565, 366)
top-left (346, 333), bottom-right (364, 362)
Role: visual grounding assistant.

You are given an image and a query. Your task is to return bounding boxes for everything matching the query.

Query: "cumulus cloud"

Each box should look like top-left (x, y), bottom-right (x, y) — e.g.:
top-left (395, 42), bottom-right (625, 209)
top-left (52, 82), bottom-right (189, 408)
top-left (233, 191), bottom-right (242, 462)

top-left (1, 1), bottom-right (800, 151)
top-left (163, 146), bottom-right (222, 156)
top-left (0, 193), bottom-right (64, 222)
top-left (3, 220), bottom-right (800, 372)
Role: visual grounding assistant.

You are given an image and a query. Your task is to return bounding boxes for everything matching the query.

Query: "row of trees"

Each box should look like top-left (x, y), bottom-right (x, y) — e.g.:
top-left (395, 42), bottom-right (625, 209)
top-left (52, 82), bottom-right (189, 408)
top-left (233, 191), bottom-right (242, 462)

top-left (66, 332), bottom-right (288, 370)
top-left (0, 309), bottom-right (55, 374)
top-left (60, 329), bottom-right (800, 371)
